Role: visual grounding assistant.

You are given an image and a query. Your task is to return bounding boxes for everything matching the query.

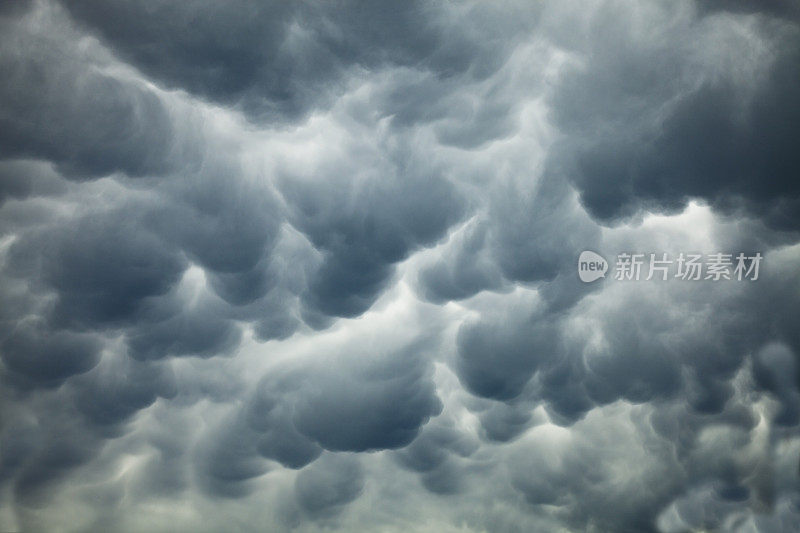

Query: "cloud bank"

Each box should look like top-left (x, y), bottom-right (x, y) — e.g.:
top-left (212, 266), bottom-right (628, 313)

top-left (1, 1), bottom-right (799, 531)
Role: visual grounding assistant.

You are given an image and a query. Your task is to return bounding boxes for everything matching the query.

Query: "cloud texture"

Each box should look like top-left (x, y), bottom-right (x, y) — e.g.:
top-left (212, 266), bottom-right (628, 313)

top-left (1, 1), bottom-right (799, 531)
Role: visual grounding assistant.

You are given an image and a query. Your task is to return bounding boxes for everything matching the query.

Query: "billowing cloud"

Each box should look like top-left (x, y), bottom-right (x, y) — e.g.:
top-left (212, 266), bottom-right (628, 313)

top-left (1, 1), bottom-right (799, 532)
top-left (546, 0), bottom-right (800, 230)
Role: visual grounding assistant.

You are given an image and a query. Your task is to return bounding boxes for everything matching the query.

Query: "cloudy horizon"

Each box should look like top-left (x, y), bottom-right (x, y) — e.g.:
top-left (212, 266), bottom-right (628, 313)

top-left (1, 1), bottom-right (799, 531)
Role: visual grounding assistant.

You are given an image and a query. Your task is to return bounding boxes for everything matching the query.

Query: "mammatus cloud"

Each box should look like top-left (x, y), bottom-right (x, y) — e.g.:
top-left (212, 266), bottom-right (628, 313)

top-left (1, 1), bottom-right (799, 532)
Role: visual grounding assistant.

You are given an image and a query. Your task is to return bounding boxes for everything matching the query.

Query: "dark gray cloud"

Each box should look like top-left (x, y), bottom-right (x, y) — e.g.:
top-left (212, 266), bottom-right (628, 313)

top-left (70, 352), bottom-right (177, 427)
top-left (701, 0), bottom-right (800, 21)
top-left (259, 339), bottom-right (441, 455)
top-left (548, 2), bottom-right (800, 231)
top-left (7, 209), bottom-right (187, 328)
top-left (1, 0), bottom-right (799, 531)
top-left (60, 0), bottom-right (532, 123)
top-left (457, 303), bottom-right (559, 402)
top-left (0, 160), bottom-right (67, 207)
top-left (392, 415), bottom-right (478, 495)
top-left (0, 4), bottom-right (176, 179)
top-left (294, 454), bottom-right (364, 518)
top-left (417, 169), bottom-right (601, 304)
top-left (1, 319), bottom-right (101, 385)
top-left (193, 336), bottom-right (441, 499)
top-left (280, 144), bottom-right (466, 318)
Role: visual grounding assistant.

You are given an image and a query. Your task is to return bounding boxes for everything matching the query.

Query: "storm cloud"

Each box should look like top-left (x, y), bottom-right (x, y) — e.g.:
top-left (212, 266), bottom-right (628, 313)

top-left (1, 1), bottom-right (799, 532)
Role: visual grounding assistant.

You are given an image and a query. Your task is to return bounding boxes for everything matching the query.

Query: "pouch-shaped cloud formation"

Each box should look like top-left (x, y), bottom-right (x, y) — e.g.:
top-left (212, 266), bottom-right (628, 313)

top-left (1, 1), bottom-right (799, 532)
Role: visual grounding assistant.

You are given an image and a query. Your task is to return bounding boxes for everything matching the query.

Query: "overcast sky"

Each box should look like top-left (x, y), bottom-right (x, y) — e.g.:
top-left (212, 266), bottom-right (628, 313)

top-left (1, 1), bottom-right (799, 531)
